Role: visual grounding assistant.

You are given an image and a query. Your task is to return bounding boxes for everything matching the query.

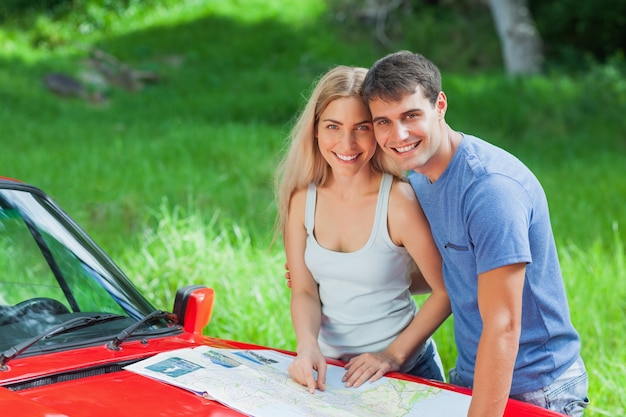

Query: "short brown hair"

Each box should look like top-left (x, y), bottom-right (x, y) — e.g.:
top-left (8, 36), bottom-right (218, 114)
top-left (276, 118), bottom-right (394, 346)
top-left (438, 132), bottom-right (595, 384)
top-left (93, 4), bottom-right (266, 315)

top-left (362, 50), bottom-right (442, 105)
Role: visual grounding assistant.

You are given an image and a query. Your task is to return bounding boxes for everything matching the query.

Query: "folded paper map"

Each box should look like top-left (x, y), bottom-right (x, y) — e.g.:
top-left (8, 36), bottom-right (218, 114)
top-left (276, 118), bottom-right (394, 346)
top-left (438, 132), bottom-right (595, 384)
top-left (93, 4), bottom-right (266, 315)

top-left (125, 346), bottom-right (471, 417)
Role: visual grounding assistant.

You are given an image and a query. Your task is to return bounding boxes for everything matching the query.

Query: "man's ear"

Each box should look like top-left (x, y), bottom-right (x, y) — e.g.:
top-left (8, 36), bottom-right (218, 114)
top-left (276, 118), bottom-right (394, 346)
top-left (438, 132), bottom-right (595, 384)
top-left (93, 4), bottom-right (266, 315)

top-left (436, 91), bottom-right (447, 118)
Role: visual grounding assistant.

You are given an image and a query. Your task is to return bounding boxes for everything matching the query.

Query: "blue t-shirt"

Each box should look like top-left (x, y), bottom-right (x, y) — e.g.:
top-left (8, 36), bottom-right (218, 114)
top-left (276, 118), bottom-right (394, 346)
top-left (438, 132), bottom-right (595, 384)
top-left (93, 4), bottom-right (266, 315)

top-left (408, 134), bottom-right (580, 394)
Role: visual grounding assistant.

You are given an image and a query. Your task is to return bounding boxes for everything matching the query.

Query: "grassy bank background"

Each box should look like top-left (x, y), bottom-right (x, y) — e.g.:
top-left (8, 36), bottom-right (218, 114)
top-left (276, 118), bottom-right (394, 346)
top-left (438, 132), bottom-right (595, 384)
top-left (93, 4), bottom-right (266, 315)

top-left (1, 1), bottom-right (624, 415)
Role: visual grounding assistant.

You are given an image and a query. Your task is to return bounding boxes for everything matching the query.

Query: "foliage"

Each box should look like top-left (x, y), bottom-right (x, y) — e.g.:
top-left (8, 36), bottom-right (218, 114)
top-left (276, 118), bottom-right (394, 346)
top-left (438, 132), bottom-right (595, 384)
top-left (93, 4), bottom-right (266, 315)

top-left (4, 0), bottom-right (625, 72)
top-left (529, 0), bottom-right (626, 68)
top-left (0, 1), bottom-right (624, 415)
top-left (0, 0), bottom-right (66, 18)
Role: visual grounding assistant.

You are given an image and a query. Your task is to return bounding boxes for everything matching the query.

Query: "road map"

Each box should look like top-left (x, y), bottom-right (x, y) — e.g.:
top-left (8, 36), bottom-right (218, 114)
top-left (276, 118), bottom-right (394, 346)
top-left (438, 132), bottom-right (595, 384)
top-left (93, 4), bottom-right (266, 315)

top-left (125, 346), bottom-right (471, 417)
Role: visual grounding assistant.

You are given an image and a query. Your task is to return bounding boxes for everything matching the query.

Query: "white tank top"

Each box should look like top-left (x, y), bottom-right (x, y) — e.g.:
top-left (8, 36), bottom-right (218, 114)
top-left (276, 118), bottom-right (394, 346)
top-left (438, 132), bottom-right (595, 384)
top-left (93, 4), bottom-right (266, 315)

top-left (304, 173), bottom-right (420, 371)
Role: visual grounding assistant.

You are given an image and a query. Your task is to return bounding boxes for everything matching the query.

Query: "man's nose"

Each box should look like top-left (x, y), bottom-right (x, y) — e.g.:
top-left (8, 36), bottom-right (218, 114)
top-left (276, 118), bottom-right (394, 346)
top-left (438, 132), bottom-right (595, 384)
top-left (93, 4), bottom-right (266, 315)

top-left (394, 123), bottom-right (410, 141)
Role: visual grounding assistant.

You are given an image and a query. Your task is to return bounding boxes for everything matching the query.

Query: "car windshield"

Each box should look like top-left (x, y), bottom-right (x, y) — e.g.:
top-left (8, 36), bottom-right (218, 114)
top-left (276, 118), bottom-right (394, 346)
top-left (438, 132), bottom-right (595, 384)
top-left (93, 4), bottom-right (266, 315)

top-left (0, 182), bottom-right (168, 353)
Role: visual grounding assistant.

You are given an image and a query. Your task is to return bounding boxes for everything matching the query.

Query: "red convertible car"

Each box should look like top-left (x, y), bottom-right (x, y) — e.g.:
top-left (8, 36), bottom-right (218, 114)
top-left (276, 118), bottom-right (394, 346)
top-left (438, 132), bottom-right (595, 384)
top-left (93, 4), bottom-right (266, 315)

top-left (0, 178), bottom-right (561, 416)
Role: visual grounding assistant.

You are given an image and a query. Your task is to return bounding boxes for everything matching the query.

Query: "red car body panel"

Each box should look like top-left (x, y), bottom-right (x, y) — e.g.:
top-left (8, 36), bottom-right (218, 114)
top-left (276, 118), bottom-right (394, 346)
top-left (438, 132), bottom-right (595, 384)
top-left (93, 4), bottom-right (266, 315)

top-left (1, 337), bottom-right (251, 417)
top-left (2, 373), bottom-right (242, 417)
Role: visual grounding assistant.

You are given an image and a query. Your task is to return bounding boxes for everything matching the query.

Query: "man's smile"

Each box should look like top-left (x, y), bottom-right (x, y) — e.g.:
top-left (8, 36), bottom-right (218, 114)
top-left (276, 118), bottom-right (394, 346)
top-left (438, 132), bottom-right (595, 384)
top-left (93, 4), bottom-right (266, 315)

top-left (393, 142), bottom-right (419, 154)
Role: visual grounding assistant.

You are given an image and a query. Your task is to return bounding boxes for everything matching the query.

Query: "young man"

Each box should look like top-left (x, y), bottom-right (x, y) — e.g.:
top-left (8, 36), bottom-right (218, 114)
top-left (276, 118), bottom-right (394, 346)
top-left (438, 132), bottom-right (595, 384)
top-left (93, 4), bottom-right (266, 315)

top-left (361, 50), bottom-right (589, 417)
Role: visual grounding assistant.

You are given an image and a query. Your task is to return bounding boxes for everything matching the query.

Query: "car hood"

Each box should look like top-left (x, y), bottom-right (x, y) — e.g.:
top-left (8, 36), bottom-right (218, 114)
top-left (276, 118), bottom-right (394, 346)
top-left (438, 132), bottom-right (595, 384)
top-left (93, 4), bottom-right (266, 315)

top-left (0, 336), bottom-right (256, 417)
top-left (1, 371), bottom-right (244, 417)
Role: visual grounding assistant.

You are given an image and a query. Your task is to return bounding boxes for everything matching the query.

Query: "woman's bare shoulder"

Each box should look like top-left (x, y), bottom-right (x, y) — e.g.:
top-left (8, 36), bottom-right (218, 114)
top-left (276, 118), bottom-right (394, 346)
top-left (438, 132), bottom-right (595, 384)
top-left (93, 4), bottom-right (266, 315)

top-left (287, 186), bottom-right (309, 216)
top-left (389, 178), bottom-right (419, 206)
top-left (388, 178), bottom-right (427, 231)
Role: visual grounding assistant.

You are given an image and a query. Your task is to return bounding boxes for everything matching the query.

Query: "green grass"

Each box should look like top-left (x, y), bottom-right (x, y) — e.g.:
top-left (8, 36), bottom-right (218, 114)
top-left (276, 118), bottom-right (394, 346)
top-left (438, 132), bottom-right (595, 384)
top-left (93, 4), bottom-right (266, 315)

top-left (558, 227), bottom-right (626, 416)
top-left (117, 200), bottom-right (293, 348)
top-left (0, 1), bottom-right (624, 415)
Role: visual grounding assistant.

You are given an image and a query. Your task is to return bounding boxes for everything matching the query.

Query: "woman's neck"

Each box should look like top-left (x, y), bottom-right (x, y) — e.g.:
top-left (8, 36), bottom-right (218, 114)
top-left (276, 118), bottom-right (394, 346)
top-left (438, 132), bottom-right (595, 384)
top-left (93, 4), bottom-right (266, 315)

top-left (324, 168), bottom-right (382, 200)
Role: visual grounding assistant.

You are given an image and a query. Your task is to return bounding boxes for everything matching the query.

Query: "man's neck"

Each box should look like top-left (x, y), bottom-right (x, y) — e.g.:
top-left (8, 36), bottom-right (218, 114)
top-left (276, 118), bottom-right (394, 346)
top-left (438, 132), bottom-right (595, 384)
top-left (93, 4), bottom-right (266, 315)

top-left (421, 124), bottom-right (461, 183)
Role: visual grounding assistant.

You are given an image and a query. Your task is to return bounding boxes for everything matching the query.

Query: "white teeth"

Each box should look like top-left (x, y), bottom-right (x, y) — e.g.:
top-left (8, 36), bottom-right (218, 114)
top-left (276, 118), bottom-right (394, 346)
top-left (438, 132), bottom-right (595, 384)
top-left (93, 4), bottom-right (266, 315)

top-left (335, 153), bottom-right (359, 161)
top-left (394, 143), bottom-right (418, 153)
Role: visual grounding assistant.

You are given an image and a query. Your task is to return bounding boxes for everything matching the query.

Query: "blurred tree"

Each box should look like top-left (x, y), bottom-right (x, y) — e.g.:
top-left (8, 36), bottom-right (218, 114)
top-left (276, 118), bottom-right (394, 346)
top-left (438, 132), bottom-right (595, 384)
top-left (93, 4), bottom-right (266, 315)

top-left (356, 0), bottom-right (406, 47)
top-left (340, 0), bottom-right (545, 74)
top-left (486, 0), bottom-right (543, 75)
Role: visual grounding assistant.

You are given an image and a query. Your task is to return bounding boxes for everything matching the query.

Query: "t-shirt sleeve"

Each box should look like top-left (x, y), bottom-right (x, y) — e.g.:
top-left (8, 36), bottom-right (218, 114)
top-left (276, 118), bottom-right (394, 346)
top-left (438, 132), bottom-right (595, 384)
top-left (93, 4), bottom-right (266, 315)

top-left (465, 173), bottom-right (533, 275)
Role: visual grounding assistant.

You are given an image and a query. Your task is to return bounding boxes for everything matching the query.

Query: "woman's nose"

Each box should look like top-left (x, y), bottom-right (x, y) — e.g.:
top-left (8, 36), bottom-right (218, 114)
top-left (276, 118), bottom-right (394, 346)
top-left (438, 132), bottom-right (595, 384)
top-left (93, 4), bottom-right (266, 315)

top-left (340, 131), bottom-right (357, 148)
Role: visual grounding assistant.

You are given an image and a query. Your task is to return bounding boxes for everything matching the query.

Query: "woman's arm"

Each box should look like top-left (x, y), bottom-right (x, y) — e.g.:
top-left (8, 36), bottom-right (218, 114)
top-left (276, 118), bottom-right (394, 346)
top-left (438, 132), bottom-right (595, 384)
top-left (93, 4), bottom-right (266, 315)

top-left (388, 181), bottom-right (451, 355)
top-left (284, 188), bottom-right (327, 393)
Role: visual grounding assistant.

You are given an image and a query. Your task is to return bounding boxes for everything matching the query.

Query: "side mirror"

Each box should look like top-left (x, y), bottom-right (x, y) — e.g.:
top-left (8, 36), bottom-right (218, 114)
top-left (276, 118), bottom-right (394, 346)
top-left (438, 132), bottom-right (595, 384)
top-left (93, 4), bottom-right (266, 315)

top-left (172, 285), bottom-right (215, 336)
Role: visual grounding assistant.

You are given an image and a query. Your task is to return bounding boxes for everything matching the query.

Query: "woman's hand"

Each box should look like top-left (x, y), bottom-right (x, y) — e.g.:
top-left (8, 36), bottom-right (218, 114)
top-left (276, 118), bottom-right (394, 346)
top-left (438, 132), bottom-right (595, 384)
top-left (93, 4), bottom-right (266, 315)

top-left (288, 346), bottom-right (327, 393)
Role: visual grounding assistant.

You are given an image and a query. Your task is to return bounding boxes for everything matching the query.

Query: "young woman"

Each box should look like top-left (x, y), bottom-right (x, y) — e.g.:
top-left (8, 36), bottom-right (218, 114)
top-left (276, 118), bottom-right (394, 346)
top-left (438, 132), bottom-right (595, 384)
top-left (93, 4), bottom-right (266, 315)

top-left (275, 66), bottom-right (451, 394)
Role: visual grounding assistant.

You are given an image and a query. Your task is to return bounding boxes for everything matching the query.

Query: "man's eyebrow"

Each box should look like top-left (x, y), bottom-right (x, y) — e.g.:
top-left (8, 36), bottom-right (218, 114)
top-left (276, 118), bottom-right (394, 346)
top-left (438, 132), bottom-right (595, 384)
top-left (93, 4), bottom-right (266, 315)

top-left (372, 108), bottom-right (422, 123)
top-left (404, 108), bottom-right (423, 114)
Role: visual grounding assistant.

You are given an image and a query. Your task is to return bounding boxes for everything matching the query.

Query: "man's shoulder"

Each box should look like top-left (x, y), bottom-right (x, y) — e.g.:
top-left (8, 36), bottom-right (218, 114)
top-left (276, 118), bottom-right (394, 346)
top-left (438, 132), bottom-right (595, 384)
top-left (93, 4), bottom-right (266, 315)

top-left (458, 133), bottom-right (510, 158)
top-left (458, 134), bottom-right (532, 179)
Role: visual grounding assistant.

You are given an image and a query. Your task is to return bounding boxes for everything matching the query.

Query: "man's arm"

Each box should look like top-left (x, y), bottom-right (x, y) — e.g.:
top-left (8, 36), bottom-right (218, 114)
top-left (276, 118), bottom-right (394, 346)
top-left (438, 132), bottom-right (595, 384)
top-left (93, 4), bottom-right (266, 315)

top-left (468, 263), bottom-right (525, 417)
top-left (342, 180), bottom-right (451, 387)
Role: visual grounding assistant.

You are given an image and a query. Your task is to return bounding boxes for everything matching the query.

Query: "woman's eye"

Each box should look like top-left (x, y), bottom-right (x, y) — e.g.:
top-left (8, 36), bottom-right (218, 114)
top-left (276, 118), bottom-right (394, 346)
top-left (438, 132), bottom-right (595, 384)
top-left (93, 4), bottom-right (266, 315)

top-left (356, 124), bottom-right (370, 131)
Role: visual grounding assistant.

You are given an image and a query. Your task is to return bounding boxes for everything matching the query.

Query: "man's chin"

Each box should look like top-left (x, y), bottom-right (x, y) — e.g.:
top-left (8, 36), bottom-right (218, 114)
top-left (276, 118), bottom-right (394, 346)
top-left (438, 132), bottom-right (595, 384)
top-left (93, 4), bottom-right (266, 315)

top-left (394, 158), bottom-right (417, 172)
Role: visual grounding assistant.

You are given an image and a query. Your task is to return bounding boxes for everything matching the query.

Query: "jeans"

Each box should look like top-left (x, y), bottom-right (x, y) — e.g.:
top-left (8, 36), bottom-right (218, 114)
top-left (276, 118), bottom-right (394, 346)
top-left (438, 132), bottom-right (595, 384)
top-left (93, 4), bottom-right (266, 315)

top-left (510, 356), bottom-right (589, 416)
top-left (449, 356), bottom-right (589, 416)
top-left (405, 338), bottom-right (445, 382)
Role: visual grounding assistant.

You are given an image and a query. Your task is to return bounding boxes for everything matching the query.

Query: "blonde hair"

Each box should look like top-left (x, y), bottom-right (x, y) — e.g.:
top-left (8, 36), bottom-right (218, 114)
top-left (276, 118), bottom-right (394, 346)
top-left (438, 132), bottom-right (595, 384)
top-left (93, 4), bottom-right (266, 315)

top-left (274, 65), bottom-right (402, 237)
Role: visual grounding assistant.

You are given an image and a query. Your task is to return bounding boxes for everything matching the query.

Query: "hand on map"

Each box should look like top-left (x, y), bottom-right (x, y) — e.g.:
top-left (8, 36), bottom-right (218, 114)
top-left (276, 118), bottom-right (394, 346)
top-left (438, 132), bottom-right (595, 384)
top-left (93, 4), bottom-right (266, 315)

top-left (288, 346), bottom-right (327, 394)
top-left (343, 351), bottom-right (400, 388)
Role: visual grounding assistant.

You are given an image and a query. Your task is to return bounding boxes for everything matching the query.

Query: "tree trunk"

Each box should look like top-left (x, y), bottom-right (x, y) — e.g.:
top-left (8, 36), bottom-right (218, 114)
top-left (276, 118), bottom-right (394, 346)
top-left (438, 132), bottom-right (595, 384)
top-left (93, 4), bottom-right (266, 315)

top-left (487, 0), bottom-right (543, 75)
